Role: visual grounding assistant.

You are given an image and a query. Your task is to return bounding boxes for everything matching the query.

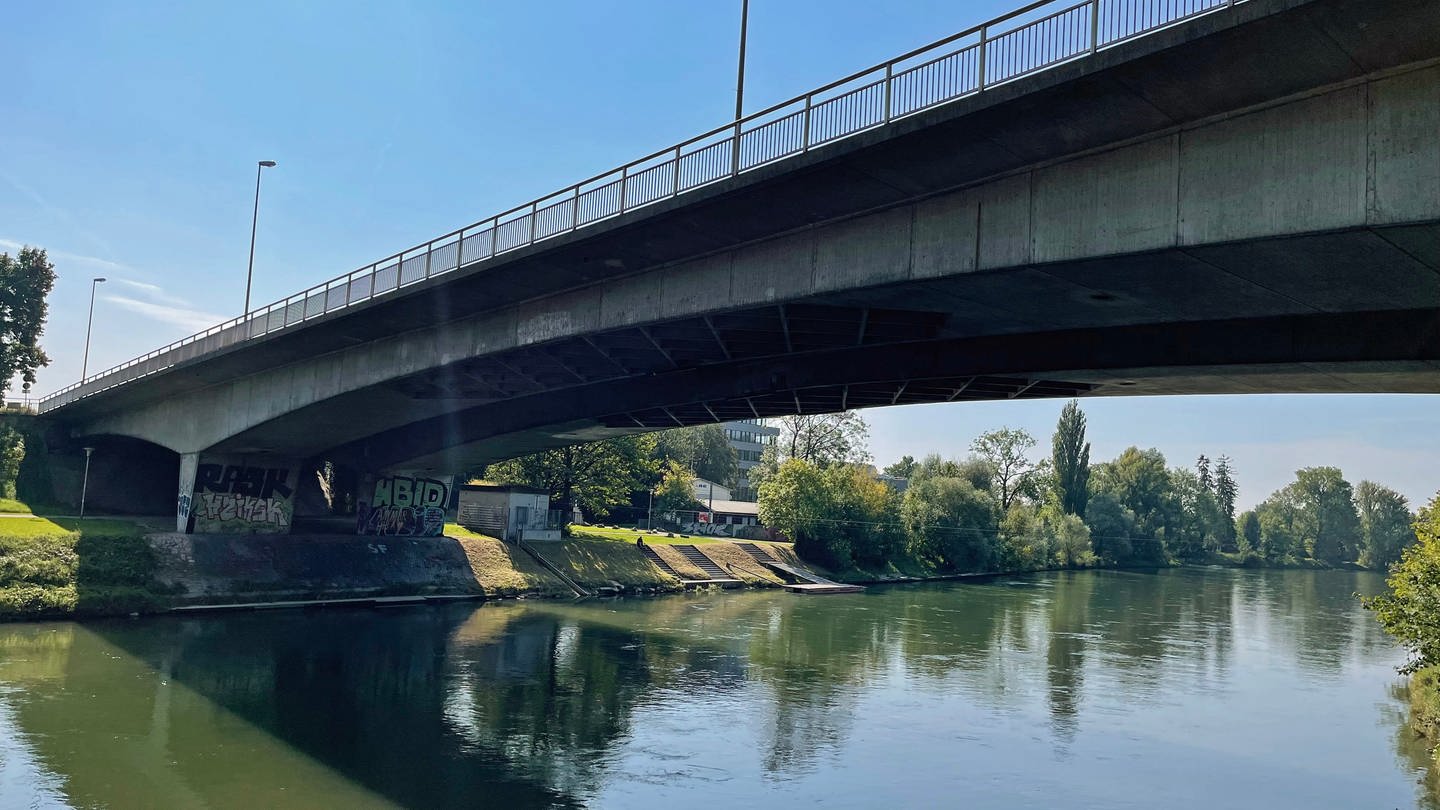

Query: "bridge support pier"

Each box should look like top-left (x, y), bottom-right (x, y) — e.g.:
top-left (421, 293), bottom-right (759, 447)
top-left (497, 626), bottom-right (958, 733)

top-left (177, 453), bottom-right (300, 535)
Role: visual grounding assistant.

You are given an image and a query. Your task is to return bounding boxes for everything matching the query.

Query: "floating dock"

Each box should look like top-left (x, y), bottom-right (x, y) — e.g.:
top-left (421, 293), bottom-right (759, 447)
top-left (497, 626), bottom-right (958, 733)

top-left (760, 560), bottom-right (866, 595)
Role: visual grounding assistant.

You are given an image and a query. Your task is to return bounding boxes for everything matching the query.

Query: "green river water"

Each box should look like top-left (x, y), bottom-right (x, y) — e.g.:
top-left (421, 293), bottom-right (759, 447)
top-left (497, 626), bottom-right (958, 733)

top-left (0, 568), bottom-right (1432, 808)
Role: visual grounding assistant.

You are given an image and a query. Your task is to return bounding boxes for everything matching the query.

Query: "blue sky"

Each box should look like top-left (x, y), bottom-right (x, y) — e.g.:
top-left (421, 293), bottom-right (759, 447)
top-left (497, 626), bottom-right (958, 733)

top-left (3, 0), bottom-right (1436, 510)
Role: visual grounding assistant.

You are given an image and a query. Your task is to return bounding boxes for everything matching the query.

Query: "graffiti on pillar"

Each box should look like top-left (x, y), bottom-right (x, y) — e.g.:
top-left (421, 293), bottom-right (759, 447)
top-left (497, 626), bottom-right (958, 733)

top-left (191, 461), bottom-right (297, 534)
top-left (356, 474), bottom-right (452, 537)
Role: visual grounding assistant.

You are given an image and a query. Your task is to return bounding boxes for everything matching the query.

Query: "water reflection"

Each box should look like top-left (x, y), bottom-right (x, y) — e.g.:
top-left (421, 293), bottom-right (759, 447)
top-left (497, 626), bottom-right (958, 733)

top-left (0, 569), bottom-right (1420, 809)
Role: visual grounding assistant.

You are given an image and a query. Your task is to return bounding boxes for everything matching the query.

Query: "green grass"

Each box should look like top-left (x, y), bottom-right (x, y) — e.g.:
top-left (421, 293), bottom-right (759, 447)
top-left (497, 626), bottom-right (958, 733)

top-left (0, 498), bottom-right (31, 514)
top-left (0, 519), bottom-right (172, 619)
top-left (569, 524), bottom-right (724, 545)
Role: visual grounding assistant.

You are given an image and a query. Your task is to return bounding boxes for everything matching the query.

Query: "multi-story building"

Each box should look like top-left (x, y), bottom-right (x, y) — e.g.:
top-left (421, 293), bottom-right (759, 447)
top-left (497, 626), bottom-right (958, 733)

top-left (722, 418), bottom-right (779, 501)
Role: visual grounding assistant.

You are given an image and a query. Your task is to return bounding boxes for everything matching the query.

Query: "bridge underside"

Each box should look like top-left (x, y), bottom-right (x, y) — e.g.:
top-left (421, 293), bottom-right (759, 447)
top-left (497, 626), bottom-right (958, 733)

top-left (206, 220), bottom-right (1440, 472)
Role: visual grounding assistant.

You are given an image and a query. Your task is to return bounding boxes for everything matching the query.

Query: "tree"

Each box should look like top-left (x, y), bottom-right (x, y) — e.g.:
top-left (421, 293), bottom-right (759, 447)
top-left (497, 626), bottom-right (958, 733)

top-left (484, 435), bottom-right (654, 519)
top-left (1084, 492), bottom-right (1136, 563)
top-left (1092, 447), bottom-right (1174, 541)
top-left (1196, 455), bottom-right (1213, 492)
top-left (0, 425), bottom-right (22, 499)
top-left (1288, 467), bottom-right (1361, 564)
top-left (653, 424), bottom-right (738, 487)
top-left (1214, 456), bottom-right (1238, 549)
top-left (1364, 492), bottom-right (1440, 673)
top-left (970, 427), bottom-right (1038, 511)
top-left (1169, 467), bottom-right (1224, 561)
top-left (902, 475), bottom-right (1000, 572)
top-left (757, 459), bottom-right (846, 568)
top-left (883, 455), bottom-right (917, 479)
top-left (1355, 480), bottom-right (1415, 570)
top-left (0, 246), bottom-right (57, 395)
top-left (1237, 510), bottom-right (1261, 556)
top-left (653, 460), bottom-right (703, 515)
top-left (1051, 400), bottom-right (1091, 517)
top-left (1254, 490), bottom-right (1303, 562)
top-left (775, 412), bottom-right (871, 466)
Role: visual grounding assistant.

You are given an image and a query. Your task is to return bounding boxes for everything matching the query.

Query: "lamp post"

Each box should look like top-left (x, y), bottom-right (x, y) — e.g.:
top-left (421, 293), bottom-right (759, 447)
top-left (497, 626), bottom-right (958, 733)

top-left (79, 446), bottom-right (94, 519)
top-left (243, 160), bottom-right (278, 316)
top-left (81, 277), bottom-right (106, 380)
top-left (736, 0), bottom-right (750, 120)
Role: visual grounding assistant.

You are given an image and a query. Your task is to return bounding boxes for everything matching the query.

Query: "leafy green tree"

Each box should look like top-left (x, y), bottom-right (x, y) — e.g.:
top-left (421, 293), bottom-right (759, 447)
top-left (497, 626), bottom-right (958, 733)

top-left (970, 427), bottom-right (1038, 511)
top-left (484, 435), bottom-right (655, 519)
top-left (1169, 467), bottom-right (1225, 561)
top-left (1364, 492), bottom-right (1440, 673)
top-left (1237, 510), bottom-right (1261, 556)
top-left (1214, 456), bottom-right (1239, 549)
top-left (1355, 480), bottom-right (1415, 570)
top-left (774, 412), bottom-right (871, 466)
top-left (1196, 455), bottom-right (1213, 492)
top-left (824, 464), bottom-right (903, 568)
top-left (1092, 447), bottom-right (1174, 540)
top-left (653, 424), bottom-right (738, 488)
top-left (0, 246), bottom-right (57, 395)
top-left (1288, 467), bottom-right (1361, 564)
top-left (1083, 492), bottom-right (1135, 563)
top-left (1047, 506), bottom-right (1097, 568)
top-left (1052, 400), bottom-right (1090, 517)
top-left (758, 459), bottom-right (849, 568)
top-left (883, 455), bottom-right (917, 479)
top-left (652, 460), bottom-right (703, 515)
top-left (0, 425), bottom-right (22, 499)
top-left (1254, 491), bottom-right (1303, 562)
top-left (901, 476), bottom-right (1000, 572)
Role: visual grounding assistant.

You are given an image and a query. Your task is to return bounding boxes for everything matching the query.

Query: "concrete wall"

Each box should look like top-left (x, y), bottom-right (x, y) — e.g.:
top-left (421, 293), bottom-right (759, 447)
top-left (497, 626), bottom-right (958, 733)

top-left (77, 62), bottom-right (1440, 460)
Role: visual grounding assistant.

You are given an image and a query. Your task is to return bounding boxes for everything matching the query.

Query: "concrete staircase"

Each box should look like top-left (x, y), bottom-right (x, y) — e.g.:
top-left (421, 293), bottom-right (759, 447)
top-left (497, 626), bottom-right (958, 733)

top-left (736, 542), bottom-right (777, 563)
top-left (672, 545), bottom-right (728, 578)
top-left (640, 544), bottom-right (683, 579)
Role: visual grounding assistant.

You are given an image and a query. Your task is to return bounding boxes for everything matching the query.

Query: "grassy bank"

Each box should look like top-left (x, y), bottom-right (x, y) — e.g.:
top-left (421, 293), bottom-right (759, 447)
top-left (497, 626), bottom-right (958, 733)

top-left (1409, 666), bottom-right (1440, 748)
top-left (567, 525), bottom-right (724, 544)
top-left (443, 524), bottom-right (570, 597)
top-left (0, 517), bottom-right (177, 620)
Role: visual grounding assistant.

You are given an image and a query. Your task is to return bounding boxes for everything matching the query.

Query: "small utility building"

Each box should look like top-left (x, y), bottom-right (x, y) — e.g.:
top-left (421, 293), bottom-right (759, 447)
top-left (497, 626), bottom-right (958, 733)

top-left (458, 484), bottom-right (562, 542)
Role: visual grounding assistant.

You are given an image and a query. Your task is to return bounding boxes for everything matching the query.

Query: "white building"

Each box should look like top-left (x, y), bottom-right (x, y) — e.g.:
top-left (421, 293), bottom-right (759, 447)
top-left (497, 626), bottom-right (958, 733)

top-left (722, 418), bottom-right (779, 501)
top-left (457, 484), bottom-right (563, 542)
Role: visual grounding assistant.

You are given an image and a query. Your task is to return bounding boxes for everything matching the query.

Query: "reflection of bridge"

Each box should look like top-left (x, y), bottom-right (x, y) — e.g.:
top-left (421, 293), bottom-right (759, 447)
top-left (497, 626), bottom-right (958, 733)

top-left (29, 0), bottom-right (1440, 529)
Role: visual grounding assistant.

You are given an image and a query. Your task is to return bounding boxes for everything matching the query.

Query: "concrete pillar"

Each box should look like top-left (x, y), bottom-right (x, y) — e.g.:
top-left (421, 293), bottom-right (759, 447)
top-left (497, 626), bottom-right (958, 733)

top-left (176, 452), bottom-right (199, 533)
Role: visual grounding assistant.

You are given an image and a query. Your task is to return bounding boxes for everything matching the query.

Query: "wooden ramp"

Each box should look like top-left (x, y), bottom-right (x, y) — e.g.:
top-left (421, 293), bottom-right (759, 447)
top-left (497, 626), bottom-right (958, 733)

top-left (760, 560), bottom-right (865, 595)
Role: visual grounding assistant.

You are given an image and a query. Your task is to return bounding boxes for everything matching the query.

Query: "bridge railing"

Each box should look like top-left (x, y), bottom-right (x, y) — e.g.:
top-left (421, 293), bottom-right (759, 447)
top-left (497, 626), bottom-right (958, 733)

top-left (38, 0), bottom-right (1242, 414)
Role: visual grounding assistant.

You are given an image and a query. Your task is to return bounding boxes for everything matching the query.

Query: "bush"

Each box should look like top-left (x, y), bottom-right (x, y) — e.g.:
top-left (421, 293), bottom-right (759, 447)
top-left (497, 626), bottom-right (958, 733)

top-left (1366, 493), bottom-right (1440, 674)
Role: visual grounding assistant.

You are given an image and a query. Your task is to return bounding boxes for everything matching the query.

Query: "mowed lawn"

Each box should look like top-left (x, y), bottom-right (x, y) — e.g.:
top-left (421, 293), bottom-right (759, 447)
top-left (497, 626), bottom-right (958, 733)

top-left (568, 525), bottom-right (725, 545)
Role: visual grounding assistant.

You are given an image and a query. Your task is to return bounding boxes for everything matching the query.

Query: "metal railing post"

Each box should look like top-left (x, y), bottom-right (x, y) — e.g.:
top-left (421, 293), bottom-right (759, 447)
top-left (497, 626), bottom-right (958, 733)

top-left (731, 122), bottom-right (742, 174)
top-left (619, 166), bottom-right (629, 213)
top-left (1090, 0), bottom-right (1101, 52)
top-left (490, 217), bottom-right (499, 256)
top-left (455, 231), bottom-right (465, 271)
top-left (529, 202), bottom-right (538, 243)
top-left (571, 186), bottom-right (581, 230)
top-left (978, 25), bottom-right (988, 90)
top-left (884, 63), bottom-right (894, 121)
top-left (802, 95), bottom-right (813, 150)
top-left (671, 145), bottom-right (682, 196)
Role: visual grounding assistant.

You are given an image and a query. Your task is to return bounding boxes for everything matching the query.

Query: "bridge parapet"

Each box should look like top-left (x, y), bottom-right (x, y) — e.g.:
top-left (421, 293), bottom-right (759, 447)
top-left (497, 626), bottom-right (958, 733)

top-left (38, 0), bottom-right (1253, 414)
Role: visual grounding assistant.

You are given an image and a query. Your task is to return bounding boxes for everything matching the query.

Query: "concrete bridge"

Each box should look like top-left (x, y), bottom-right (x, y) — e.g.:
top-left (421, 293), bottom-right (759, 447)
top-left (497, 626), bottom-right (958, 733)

top-left (32, 0), bottom-right (1440, 530)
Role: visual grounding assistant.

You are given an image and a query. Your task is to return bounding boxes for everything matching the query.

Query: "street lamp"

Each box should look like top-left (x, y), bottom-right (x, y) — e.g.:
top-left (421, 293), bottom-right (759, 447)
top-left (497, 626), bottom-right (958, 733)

top-left (243, 160), bottom-right (278, 316)
top-left (79, 446), bottom-right (94, 519)
top-left (736, 0), bottom-right (750, 120)
top-left (81, 277), bottom-right (106, 380)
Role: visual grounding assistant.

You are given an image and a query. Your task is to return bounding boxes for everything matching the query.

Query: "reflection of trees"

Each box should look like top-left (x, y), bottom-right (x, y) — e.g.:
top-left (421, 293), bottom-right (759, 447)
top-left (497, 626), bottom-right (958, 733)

top-left (1384, 681), bottom-right (1440, 810)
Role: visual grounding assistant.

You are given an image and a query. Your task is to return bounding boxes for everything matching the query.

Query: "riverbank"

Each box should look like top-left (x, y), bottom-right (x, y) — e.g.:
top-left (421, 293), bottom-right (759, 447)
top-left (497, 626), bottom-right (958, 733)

top-left (0, 520), bottom-right (816, 620)
top-left (0, 516), bottom-right (1384, 621)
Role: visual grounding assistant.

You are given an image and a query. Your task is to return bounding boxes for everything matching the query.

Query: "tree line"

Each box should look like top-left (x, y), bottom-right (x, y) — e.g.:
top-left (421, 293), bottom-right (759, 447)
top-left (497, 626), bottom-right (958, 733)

top-left (754, 401), bottom-right (1421, 575)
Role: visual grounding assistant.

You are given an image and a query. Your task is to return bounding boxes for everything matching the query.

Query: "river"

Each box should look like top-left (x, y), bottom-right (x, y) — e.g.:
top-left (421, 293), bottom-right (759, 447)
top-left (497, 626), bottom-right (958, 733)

top-left (0, 568), bottom-right (1430, 808)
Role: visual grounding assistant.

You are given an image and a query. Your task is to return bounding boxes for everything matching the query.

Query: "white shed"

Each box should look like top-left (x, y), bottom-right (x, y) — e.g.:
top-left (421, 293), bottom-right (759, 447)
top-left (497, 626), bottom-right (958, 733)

top-left (457, 484), bottom-right (562, 542)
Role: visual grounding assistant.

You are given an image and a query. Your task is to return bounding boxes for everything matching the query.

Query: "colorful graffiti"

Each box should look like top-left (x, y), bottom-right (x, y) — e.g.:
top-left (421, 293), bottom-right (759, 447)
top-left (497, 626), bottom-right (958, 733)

top-left (356, 474), bottom-right (453, 537)
top-left (191, 461), bottom-right (298, 534)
